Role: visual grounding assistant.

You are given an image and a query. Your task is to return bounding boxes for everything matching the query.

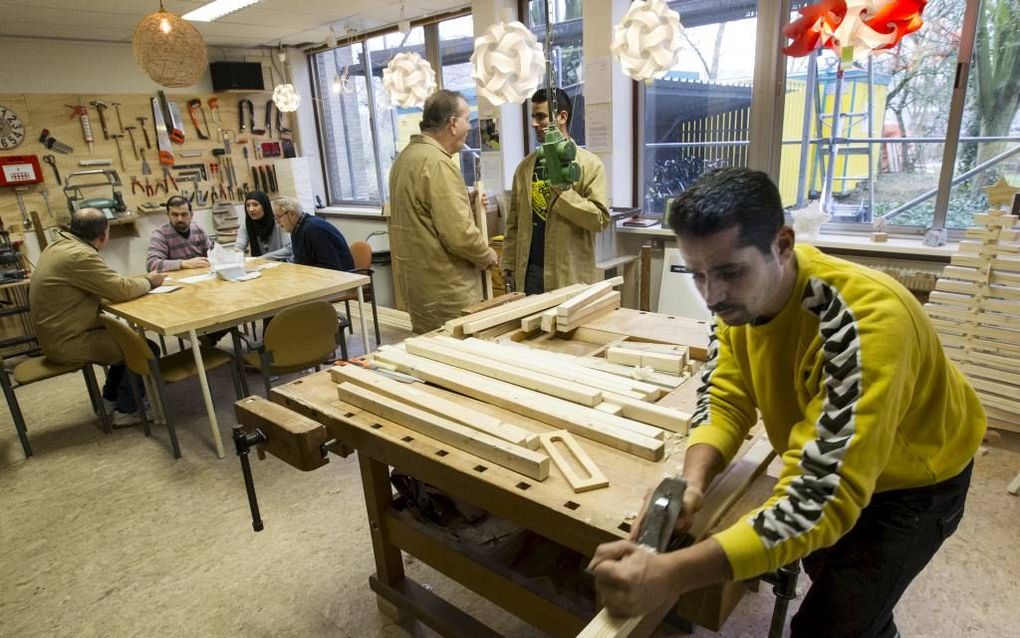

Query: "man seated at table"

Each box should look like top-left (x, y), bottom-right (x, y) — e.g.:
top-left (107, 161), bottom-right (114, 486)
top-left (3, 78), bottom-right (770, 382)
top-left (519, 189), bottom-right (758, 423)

top-left (146, 196), bottom-right (215, 272)
top-left (30, 208), bottom-right (165, 426)
top-left (272, 196), bottom-right (354, 271)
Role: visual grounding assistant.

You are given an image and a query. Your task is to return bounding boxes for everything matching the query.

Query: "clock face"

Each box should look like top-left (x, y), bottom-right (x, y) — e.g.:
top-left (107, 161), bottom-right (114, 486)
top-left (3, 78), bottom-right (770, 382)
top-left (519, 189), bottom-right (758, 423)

top-left (0, 106), bottom-right (26, 150)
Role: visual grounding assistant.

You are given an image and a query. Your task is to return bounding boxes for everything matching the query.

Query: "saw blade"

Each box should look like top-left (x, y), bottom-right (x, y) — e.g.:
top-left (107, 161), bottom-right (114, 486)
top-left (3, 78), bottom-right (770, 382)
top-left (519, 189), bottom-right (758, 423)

top-left (151, 97), bottom-right (175, 166)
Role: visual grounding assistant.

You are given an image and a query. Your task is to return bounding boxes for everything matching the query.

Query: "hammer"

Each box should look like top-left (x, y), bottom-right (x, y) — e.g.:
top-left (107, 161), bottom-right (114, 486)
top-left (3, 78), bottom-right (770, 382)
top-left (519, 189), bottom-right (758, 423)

top-left (136, 116), bottom-right (152, 148)
top-left (90, 100), bottom-right (110, 139)
top-left (111, 101), bottom-right (125, 133)
top-left (124, 126), bottom-right (140, 160)
top-left (110, 133), bottom-right (126, 172)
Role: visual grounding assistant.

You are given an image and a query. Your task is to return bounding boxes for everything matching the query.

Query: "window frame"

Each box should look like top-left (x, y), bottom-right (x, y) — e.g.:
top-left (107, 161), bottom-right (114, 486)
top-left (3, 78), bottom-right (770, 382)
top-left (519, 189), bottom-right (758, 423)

top-left (310, 9), bottom-right (471, 208)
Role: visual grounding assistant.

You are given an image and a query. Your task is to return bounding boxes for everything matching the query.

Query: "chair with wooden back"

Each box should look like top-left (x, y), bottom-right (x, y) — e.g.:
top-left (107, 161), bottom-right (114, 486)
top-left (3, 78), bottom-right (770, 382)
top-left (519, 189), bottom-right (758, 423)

top-left (0, 352), bottom-right (111, 458)
top-left (334, 240), bottom-right (381, 349)
top-left (99, 316), bottom-right (242, 459)
top-left (241, 300), bottom-right (346, 397)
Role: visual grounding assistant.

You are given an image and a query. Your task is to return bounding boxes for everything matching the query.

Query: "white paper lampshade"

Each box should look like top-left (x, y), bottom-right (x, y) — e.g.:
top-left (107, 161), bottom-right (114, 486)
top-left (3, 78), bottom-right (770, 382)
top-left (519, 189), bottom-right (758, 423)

top-left (470, 21), bottom-right (546, 106)
top-left (383, 52), bottom-right (437, 108)
top-left (610, 0), bottom-right (684, 82)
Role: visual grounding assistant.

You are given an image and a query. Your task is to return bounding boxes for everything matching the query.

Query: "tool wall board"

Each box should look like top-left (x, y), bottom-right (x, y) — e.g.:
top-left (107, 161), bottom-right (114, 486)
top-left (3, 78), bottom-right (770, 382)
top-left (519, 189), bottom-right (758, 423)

top-left (0, 92), bottom-right (298, 243)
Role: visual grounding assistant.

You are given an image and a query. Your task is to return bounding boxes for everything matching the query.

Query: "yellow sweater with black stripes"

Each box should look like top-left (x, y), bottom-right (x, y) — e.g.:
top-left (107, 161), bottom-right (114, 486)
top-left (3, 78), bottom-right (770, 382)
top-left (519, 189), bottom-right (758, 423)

top-left (689, 244), bottom-right (984, 580)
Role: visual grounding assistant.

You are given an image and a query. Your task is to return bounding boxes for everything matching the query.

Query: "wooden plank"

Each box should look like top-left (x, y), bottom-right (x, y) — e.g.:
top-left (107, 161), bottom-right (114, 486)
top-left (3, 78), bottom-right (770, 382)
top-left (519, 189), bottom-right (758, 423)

top-left (942, 265), bottom-right (1020, 286)
top-left (448, 283), bottom-right (587, 335)
top-left (607, 346), bottom-right (685, 375)
top-left (950, 254), bottom-right (1020, 274)
top-left (330, 365), bottom-right (539, 450)
top-left (474, 180), bottom-right (494, 300)
top-left (956, 362), bottom-right (1020, 388)
top-left (926, 304), bottom-right (1020, 330)
top-left (404, 338), bottom-right (604, 407)
top-left (372, 348), bottom-right (666, 460)
top-left (937, 332), bottom-right (1020, 357)
top-left (540, 307), bottom-right (558, 333)
top-left (601, 392), bottom-right (690, 434)
top-left (461, 292), bottom-right (526, 316)
top-left (943, 346), bottom-right (1017, 373)
top-left (595, 403), bottom-right (624, 416)
top-left (578, 308), bottom-right (710, 361)
top-left (432, 336), bottom-right (658, 400)
top-left (337, 382), bottom-right (550, 480)
top-left (557, 292), bottom-right (622, 332)
top-left (936, 279), bottom-right (1020, 301)
top-left (520, 310), bottom-right (545, 332)
top-left (539, 430), bottom-right (609, 493)
top-left (556, 277), bottom-right (624, 318)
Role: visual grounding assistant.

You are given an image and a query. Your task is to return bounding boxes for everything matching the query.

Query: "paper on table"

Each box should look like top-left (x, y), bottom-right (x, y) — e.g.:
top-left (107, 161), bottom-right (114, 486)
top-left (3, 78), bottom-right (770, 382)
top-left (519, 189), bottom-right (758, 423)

top-left (231, 272), bottom-right (262, 282)
top-left (257, 261), bottom-right (283, 270)
top-left (148, 285), bottom-right (181, 294)
top-left (176, 273), bottom-right (217, 284)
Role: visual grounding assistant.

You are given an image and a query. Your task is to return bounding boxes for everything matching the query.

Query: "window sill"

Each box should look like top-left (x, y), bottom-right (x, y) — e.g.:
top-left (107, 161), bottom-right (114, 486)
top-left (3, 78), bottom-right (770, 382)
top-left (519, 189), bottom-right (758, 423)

top-left (316, 206), bottom-right (386, 220)
top-left (616, 221), bottom-right (958, 261)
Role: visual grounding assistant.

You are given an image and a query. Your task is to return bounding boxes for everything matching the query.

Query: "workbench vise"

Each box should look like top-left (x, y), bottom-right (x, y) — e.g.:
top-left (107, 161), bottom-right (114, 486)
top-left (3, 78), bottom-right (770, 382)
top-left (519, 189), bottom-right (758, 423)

top-left (233, 396), bottom-right (336, 532)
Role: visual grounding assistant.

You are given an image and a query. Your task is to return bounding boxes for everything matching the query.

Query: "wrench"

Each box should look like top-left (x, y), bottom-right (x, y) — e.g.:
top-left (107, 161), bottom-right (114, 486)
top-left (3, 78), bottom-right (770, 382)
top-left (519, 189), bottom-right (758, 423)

top-left (42, 154), bottom-right (61, 185)
top-left (13, 187), bottom-right (32, 229)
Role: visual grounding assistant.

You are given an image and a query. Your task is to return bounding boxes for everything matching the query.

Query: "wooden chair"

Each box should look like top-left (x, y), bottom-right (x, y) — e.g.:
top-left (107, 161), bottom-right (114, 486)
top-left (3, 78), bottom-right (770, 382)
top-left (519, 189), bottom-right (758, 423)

top-left (335, 241), bottom-right (381, 349)
top-left (99, 316), bottom-right (242, 459)
top-left (0, 353), bottom-right (110, 458)
top-left (239, 301), bottom-right (347, 397)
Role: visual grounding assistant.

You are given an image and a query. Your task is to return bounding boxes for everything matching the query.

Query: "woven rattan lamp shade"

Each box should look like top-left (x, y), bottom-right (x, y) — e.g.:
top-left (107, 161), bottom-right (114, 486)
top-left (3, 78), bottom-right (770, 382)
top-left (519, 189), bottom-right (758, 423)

top-left (132, 6), bottom-right (208, 88)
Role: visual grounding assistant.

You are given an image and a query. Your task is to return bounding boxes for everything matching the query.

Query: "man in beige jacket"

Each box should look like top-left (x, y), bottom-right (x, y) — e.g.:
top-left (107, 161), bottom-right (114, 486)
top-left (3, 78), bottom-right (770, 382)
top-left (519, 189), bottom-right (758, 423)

top-left (30, 208), bottom-right (165, 425)
top-left (502, 88), bottom-right (610, 294)
top-left (389, 89), bottom-right (498, 333)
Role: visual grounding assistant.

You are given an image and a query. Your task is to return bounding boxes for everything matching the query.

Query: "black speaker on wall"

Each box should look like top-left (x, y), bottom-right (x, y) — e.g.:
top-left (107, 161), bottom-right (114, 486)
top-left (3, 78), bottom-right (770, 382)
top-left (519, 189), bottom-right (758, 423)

top-left (210, 62), bottom-right (265, 91)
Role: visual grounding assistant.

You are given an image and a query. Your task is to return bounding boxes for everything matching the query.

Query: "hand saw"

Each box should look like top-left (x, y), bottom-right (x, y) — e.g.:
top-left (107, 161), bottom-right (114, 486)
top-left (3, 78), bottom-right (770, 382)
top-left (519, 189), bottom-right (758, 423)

top-left (151, 97), bottom-right (176, 166)
top-left (157, 91), bottom-right (185, 144)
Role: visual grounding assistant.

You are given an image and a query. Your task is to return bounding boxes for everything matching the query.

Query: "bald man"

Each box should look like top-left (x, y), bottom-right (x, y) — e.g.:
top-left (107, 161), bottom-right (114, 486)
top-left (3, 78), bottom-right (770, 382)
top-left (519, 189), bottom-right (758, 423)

top-left (30, 209), bottom-right (166, 426)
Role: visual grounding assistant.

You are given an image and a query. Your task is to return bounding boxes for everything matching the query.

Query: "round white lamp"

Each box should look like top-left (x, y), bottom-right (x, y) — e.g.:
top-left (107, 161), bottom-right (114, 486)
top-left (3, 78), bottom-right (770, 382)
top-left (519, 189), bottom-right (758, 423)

top-left (383, 52), bottom-right (437, 109)
top-left (470, 21), bottom-right (546, 106)
top-left (272, 84), bottom-right (301, 112)
top-left (611, 0), bottom-right (684, 82)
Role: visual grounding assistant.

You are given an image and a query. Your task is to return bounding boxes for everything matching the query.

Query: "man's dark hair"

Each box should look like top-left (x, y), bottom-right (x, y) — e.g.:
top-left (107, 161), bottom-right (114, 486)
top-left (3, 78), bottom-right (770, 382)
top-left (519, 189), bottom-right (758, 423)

top-left (531, 88), bottom-right (572, 127)
top-left (667, 167), bottom-right (784, 254)
top-left (420, 90), bottom-right (465, 133)
top-left (165, 195), bottom-right (191, 212)
top-left (68, 208), bottom-right (109, 242)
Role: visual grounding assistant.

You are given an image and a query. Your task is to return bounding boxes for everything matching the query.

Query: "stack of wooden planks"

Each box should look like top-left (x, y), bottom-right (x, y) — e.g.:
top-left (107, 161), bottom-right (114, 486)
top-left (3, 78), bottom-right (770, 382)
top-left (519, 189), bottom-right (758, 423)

top-left (606, 343), bottom-right (689, 376)
top-left (443, 280), bottom-right (624, 338)
top-left (925, 208), bottom-right (1020, 432)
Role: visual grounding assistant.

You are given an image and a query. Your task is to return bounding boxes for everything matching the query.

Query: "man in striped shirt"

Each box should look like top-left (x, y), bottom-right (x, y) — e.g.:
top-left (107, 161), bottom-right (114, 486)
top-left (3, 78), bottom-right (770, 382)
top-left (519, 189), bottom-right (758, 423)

top-left (146, 196), bottom-right (214, 272)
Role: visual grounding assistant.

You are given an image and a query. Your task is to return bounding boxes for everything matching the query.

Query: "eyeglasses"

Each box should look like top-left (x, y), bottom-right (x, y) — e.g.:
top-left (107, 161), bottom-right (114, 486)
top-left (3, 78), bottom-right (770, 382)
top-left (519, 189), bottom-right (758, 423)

top-left (273, 211), bottom-right (290, 221)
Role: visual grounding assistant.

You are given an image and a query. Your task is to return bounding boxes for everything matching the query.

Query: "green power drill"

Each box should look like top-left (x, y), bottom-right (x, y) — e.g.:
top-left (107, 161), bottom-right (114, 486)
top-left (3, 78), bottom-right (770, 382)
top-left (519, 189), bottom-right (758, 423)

top-left (535, 0), bottom-right (580, 190)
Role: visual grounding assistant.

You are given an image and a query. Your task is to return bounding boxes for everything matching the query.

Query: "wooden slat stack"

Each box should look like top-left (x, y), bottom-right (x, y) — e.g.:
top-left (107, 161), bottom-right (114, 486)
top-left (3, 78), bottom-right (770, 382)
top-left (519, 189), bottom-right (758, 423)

top-left (925, 208), bottom-right (1020, 432)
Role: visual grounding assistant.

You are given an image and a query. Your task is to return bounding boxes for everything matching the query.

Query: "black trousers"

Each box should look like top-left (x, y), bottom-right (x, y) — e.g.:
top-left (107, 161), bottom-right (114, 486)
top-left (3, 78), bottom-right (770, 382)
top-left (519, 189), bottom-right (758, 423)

top-left (524, 262), bottom-right (544, 295)
top-left (101, 339), bottom-right (160, 413)
top-left (790, 461), bottom-right (973, 638)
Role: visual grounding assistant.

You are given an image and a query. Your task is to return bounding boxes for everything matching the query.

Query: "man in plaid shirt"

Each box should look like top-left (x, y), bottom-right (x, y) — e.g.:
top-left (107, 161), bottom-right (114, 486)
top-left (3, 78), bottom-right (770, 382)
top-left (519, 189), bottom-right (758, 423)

top-left (146, 196), bottom-right (214, 272)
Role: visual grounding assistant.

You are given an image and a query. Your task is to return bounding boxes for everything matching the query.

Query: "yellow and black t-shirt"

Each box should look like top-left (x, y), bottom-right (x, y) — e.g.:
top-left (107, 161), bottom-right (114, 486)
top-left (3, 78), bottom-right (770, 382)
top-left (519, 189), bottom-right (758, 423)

top-left (527, 168), bottom-right (554, 269)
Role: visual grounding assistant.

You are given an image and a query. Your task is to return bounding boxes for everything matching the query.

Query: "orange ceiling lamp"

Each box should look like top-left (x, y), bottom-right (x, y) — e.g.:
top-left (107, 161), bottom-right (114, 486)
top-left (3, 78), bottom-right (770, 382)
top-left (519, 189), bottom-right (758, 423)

top-left (783, 0), bottom-right (927, 58)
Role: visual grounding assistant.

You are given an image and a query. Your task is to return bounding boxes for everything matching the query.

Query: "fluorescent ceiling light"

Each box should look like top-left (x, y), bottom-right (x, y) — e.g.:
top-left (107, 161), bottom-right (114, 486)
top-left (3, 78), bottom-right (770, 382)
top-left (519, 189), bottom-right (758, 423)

top-left (183, 0), bottom-right (262, 22)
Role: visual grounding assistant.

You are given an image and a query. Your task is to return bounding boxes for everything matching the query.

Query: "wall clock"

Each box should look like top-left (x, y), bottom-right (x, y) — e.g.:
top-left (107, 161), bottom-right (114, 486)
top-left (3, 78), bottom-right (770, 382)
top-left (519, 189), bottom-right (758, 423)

top-left (0, 106), bottom-right (26, 150)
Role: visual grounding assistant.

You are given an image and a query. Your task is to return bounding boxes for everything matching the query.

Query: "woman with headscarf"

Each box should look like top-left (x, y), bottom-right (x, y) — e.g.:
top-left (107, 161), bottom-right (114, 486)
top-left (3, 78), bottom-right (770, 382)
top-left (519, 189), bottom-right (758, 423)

top-left (235, 191), bottom-right (293, 261)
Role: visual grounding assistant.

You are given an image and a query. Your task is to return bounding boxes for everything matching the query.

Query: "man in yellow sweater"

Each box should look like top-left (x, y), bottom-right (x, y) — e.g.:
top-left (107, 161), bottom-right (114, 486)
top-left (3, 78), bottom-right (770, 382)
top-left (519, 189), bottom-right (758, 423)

top-left (589, 168), bottom-right (984, 637)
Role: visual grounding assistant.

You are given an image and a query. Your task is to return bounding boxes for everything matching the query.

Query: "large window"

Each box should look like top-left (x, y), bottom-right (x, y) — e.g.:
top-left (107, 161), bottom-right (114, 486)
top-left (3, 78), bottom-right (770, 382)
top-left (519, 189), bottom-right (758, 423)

top-left (439, 15), bottom-right (481, 185)
top-left (641, 1), bottom-right (759, 215)
top-left (778, 0), bottom-right (1020, 233)
top-left (523, 0), bottom-right (585, 150)
top-left (312, 14), bottom-right (474, 206)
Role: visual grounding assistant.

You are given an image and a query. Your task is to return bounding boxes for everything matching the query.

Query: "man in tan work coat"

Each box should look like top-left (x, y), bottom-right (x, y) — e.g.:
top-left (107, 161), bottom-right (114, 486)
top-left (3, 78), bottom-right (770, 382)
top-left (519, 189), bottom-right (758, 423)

top-left (389, 89), bottom-right (498, 333)
top-left (502, 88), bottom-right (610, 294)
top-left (29, 208), bottom-right (165, 423)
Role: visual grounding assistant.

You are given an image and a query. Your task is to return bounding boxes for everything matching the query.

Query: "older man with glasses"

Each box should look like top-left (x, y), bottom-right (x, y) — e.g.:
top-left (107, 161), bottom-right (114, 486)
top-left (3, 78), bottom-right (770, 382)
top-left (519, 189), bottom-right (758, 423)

top-left (272, 196), bottom-right (353, 271)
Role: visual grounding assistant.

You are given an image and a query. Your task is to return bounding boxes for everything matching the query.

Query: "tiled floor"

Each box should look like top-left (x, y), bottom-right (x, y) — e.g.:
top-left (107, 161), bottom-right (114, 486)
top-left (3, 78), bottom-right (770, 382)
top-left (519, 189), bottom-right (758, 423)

top-left (1, 327), bottom-right (1017, 637)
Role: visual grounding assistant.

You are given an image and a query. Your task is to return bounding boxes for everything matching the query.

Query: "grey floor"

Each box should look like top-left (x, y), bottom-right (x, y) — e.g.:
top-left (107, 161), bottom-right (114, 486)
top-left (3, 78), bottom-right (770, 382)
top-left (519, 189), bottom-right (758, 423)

top-left (1, 325), bottom-right (1018, 637)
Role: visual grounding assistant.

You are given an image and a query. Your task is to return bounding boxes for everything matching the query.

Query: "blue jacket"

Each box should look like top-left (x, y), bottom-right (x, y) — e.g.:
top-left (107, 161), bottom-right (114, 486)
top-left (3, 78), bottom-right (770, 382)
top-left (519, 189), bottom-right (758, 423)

top-left (290, 214), bottom-right (354, 271)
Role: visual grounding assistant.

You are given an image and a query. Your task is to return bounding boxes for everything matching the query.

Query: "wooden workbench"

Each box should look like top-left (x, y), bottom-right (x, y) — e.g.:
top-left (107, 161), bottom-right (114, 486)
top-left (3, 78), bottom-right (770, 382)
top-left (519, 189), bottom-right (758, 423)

top-left (240, 310), bottom-right (775, 636)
